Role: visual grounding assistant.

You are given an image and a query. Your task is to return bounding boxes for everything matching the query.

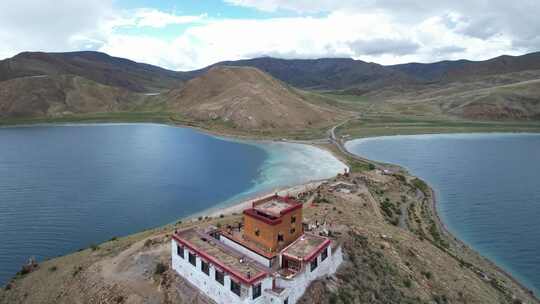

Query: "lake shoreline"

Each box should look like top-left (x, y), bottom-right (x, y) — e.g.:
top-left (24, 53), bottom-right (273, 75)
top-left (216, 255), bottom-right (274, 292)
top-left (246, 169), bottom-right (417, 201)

top-left (429, 186), bottom-right (538, 300)
top-left (0, 122), bottom-right (537, 302)
top-left (344, 134), bottom-right (540, 301)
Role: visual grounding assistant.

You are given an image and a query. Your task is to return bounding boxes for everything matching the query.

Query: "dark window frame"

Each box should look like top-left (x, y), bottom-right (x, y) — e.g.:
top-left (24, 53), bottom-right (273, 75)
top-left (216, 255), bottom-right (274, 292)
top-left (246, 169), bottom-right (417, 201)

top-left (177, 245), bottom-right (184, 258)
top-left (277, 233), bottom-right (284, 242)
top-left (310, 258), bottom-right (318, 272)
top-left (188, 252), bottom-right (196, 266)
top-left (201, 260), bottom-right (210, 275)
top-left (321, 247), bottom-right (328, 261)
top-left (230, 279), bottom-right (241, 296)
top-left (215, 269), bottom-right (224, 285)
top-left (255, 229), bottom-right (260, 237)
top-left (252, 283), bottom-right (262, 299)
top-left (290, 228), bottom-right (296, 234)
top-left (291, 216), bottom-right (296, 223)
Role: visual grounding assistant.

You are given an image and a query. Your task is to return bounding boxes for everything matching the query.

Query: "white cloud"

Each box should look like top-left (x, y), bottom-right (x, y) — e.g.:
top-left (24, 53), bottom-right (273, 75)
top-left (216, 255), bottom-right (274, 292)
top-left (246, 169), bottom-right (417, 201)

top-left (0, 0), bottom-right (537, 71)
top-left (113, 9), bottom-right (207, 29)
top-left (98, 9), bottom-right (524, 70)
top-left (0, 0), bottom-right (113, 58)
top-left (225, 0), bottom-right (540, 51)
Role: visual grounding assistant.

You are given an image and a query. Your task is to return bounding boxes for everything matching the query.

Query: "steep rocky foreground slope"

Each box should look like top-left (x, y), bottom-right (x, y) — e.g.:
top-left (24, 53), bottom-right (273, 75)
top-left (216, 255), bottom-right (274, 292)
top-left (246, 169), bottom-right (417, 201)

top-left (166, 66), bottom-right (344, 130)
top-left (1, 169), bottom-right (537, 304)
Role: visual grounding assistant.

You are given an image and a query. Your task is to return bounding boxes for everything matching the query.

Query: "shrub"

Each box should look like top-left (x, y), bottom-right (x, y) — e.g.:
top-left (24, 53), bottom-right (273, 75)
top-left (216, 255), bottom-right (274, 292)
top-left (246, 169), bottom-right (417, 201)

top-left (403, 278), bottom-right (412, 288)
top-left (155, 262), bottom-right (168, 275)
top-left (109, 236), bottom-right (118, 241)
top-left (422, 271), bottom-right (433, 280)
top-left (49, 265), bottom-right (58, 272)
top-left (90, 243), bottom-right (100, 251)
top-left (72, 266), bottom-right (83, 277)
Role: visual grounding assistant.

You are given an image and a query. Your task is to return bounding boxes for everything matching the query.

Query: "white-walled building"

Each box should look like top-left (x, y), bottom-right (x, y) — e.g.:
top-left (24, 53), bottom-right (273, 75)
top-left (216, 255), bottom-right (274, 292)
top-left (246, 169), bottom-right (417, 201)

top-left (171, 195), bottom-right (343, 304)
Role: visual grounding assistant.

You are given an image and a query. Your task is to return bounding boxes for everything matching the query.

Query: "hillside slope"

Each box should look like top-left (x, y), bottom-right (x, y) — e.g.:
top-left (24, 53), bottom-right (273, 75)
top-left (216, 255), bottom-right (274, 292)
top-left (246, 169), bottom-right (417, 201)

top-left (0, 75), bottom-right (144, 118)
top-left (166, 66), bottom-right (344, 130)
top-left (0, 52), bottom-right (189, 92)
top-left (360, 70), bottom-right (540, 120)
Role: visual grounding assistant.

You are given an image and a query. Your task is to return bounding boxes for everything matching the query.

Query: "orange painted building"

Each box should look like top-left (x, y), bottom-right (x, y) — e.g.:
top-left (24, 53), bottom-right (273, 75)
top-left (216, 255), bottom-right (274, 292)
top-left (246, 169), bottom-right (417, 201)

top-left (242, 195), bottom-right (303, 253)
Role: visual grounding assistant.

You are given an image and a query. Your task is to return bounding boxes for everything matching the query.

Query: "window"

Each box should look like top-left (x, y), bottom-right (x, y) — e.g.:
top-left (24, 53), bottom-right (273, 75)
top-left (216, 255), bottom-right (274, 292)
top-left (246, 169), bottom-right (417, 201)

top-left (252, 283), bottom-right (262, 299)
top-left (201, 260), bottom-right (210, 275)
top-left (310, 259), bottom-right (318, 272)
top-left (290, 228), bottom-right (296, 234)
top-left (230, 280), bottom-right (241, 296)
top-left (277, 233), bottom-right (284, 242)
top-left (291, 216), bottom-right (296, 223)
top-left (284, 297), bottom-right (289, 304)
top-left (215, 270), bottom-right (224, 285)
top-left (188, 252), bottom-right (196, 266)
top-left (321, 247), bottom-right (328, 262)
top-left (177, 245), bottom-right (184, 259)
top-left (255, 229), bottom-right (260, 237)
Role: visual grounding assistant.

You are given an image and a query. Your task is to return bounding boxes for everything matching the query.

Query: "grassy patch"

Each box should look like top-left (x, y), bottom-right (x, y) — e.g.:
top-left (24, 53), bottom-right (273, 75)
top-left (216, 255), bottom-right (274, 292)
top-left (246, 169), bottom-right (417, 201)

top-left (336, 114), bottom-right (540, 138)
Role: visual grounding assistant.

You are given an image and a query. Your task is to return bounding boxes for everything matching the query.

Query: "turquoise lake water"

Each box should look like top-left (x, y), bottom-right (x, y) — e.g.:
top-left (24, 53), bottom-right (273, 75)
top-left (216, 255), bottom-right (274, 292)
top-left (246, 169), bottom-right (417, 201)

top-left (0, 124), bottom-right (346, 285)
top-left (346, 133), bottom-right (540, 296)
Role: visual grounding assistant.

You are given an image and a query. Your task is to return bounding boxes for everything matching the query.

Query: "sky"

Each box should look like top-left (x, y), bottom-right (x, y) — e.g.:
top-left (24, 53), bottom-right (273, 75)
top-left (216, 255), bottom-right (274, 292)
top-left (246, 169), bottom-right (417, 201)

top-left (1, 0), bottom-right (539, 71)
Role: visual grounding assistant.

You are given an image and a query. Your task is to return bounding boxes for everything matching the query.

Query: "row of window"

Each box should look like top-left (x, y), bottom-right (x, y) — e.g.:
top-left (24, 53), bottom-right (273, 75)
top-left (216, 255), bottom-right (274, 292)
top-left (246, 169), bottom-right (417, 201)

top-left (310, 247), bottom-right (329, 272)
top-left (177, 245), bottom-right (262, 299)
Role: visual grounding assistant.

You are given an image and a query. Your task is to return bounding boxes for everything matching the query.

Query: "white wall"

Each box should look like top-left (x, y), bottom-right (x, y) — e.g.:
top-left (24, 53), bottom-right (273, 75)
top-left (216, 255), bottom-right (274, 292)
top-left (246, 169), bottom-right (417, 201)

top-left (276, 246), bottom-right (343, 304)
top-left (171, 240), bottom-right (273, 304)
top-left (171, 240), bottom-right (343, 304)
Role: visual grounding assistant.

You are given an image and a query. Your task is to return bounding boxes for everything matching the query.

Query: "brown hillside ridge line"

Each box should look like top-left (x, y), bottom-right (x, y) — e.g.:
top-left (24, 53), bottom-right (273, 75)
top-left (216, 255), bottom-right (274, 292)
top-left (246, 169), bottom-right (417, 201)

top-left (165, 66), bottom-right (346, 130)
top-left (1, 156), bottom-right (538, 303)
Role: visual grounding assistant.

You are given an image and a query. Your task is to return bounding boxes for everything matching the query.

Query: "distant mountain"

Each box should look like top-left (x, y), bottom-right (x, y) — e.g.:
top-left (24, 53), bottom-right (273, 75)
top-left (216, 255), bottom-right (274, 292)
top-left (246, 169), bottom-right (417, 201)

top-left (1, 50), bottom-right (540, 123)
top-left (166, 66), bottom-right (343, 129)
top-left (0, 51), bottom-right (190, 92)
top-left (390, 52), bottom-right (540, 82)
top-left (202, 57), bottom-right (413, 91)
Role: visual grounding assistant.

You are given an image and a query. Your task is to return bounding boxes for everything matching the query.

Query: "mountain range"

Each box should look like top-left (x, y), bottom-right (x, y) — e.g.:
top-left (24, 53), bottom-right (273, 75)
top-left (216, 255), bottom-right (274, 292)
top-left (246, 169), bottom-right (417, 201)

top-left (1, 50), bottom-right (540, 129)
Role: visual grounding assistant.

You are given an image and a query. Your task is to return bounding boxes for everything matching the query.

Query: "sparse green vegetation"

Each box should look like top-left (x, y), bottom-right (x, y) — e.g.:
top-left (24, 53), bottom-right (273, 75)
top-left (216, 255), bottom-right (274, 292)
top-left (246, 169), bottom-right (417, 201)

top-left (336, 114), bottom-right (540, 139)
top-left (90, 243), bottom-right (100, 251)
top-left (411, 178), bottom-right (429, 195)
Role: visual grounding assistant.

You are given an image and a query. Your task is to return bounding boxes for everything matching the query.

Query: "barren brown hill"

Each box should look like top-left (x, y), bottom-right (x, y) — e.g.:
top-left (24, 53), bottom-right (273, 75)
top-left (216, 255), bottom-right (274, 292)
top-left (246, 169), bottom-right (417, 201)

top-left (0, 75), bottom-right (143, 118)
top-left (166, 66), bottom-right (344, 130)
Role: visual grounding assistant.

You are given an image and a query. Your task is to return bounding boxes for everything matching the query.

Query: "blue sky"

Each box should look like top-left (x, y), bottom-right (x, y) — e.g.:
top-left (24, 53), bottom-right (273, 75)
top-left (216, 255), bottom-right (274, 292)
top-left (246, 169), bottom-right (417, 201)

top-left (116, 0), bottom-right (297, 19)
top-left (1, 0), bottom-right (539, 71)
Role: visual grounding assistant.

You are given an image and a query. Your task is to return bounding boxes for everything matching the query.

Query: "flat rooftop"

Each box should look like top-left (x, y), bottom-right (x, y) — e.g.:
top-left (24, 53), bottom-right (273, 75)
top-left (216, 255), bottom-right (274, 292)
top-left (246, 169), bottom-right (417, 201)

top-left (252, 195), bottom-right (300, 218)
top-left (220, 229), bottom-right (277, 259)
top-left (282, 233), bottom-right (331, 262)
top-left (173, 228), bottom-right (267, 284)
